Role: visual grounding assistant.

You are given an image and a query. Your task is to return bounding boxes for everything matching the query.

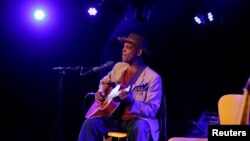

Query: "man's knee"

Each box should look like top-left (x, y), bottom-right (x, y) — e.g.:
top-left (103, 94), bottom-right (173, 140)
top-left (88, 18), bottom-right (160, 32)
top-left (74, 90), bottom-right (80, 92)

top-left (82, 118), bottom-right (99, 130)
top-left (133, 119), bottom-right (150, 131)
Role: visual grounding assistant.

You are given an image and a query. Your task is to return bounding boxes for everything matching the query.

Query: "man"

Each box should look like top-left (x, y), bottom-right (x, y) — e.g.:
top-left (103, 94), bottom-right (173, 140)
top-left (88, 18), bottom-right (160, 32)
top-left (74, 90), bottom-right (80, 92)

top-left (78, 33), bottom-right (162, 141)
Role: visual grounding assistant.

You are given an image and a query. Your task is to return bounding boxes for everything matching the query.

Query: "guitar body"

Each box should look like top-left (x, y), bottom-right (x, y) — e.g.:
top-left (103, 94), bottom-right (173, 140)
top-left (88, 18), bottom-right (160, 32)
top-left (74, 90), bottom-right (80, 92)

top-left (85, 85), bottom-right (125, 118)
top-left (85, 99), bottom-right (120, 118)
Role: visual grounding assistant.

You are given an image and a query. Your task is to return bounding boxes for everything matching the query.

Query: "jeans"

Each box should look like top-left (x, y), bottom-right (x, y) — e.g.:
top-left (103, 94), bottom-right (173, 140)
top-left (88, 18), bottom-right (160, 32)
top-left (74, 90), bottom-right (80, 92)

top-left (78, 117), bottom-right (151, 141)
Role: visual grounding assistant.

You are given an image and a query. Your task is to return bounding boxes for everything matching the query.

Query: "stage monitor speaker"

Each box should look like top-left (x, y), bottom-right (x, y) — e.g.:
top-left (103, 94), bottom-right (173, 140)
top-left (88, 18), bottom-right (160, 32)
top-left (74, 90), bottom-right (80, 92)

top-left (187, 111), bottom-right (219, 137)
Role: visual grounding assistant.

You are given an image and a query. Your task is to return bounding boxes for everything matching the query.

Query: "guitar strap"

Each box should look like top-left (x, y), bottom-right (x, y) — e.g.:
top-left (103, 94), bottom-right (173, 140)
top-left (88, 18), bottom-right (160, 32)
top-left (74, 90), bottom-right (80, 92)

top-left (123, 65), bottom-right (147, 89)
top-left (113, 65), bottom-right (147, 119)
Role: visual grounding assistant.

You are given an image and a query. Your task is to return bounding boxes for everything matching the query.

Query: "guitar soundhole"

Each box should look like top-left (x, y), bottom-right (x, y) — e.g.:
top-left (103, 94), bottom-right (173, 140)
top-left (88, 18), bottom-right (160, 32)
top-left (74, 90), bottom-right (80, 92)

top-left (113, 96), bottom-right (121, 102)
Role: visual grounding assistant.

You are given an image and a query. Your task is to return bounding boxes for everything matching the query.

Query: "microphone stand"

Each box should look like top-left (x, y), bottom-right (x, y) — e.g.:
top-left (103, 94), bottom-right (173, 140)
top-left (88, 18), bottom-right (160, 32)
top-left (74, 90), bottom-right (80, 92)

top-left (80, 68), bottom-right (93, 76)
top-left (51, 67), bottom-right (64, 141)
top-left (51, 64), bottom-right (108, 140)
top-left (51, 66), bottom-right (90, 141)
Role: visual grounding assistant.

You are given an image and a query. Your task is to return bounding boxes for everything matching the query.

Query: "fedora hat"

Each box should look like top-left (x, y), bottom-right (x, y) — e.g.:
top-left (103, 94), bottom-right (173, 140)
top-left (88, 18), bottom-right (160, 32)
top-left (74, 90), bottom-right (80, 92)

top-left (118, 33), bottom-right (151, 56)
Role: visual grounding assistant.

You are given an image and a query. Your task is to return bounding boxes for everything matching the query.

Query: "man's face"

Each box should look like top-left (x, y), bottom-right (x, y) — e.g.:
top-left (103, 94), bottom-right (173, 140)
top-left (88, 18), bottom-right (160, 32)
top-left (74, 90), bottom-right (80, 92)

top-left (122, 42), bottom-right (141, 63)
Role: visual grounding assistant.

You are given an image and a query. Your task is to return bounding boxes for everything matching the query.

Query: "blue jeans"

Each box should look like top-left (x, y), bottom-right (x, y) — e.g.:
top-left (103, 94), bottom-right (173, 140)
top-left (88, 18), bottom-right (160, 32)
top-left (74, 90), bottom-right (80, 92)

top-left (78, 117), bottom-right (151, 141)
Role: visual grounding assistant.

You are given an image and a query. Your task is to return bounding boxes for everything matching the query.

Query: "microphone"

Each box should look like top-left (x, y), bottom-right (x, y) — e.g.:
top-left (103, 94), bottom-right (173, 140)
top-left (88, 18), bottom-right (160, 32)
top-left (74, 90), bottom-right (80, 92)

top-left (92, 61), bottom-right (114, 72)
top-left (80, 61), bottom-right (115, 75)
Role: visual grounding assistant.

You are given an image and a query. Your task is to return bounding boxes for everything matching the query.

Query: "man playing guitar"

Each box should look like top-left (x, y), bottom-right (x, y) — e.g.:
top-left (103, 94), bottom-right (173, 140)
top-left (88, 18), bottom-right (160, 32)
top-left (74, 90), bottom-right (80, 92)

top-left (78, 32), bottom-right (163, 141)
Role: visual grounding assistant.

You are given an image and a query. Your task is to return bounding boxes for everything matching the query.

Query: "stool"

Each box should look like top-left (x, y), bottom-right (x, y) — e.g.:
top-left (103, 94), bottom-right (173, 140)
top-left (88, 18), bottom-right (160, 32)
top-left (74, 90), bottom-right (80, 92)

top-left (104, 132), bottom-right (128, 141)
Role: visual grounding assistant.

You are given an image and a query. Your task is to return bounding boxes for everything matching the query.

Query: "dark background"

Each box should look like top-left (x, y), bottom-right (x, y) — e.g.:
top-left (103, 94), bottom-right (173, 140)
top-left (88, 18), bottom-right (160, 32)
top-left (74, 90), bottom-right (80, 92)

top-left (1, 0), bottom-right (250, 141)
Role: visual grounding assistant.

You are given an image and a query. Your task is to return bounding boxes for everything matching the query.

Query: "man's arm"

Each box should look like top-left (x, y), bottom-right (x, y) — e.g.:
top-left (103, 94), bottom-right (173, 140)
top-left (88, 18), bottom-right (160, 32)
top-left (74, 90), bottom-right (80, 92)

top-left (129, 75), bottom-right (163, 118)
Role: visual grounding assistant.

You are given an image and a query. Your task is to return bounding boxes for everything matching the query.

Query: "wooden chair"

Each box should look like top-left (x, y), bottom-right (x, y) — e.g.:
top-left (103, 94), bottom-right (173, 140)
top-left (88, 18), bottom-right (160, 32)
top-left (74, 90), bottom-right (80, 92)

top-left (168, 94), bottom-right (244, 141)
top-left (217, 94), bottom-right (243, 124)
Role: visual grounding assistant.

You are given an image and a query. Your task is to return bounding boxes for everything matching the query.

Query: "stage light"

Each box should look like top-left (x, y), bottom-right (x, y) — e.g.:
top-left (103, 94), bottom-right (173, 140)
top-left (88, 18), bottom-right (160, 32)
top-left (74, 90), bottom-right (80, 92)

top-left (194, 16), bottom-right (202, 24)
top-left (207, 12), bottom-right (213, 22)
top-left (88, 7), bottom-right (98, 16)
top-left (34, 9), bottom-right (46, 20)
top-left (194, 11), bottom-right (216, 25)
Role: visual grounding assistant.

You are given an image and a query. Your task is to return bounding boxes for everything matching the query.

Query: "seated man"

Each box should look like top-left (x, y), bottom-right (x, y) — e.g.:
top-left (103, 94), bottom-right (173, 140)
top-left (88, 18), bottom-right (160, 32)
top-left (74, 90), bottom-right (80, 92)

top-left (78, 32), bottom-right (163, 141)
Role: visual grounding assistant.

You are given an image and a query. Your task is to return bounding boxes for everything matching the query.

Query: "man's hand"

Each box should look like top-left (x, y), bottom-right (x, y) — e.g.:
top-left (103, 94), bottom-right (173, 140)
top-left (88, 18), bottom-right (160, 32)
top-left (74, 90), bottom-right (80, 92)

top-left (95, 89), bottom-right (107, 103)
top-left (118, 90), bottom-right (135, 105)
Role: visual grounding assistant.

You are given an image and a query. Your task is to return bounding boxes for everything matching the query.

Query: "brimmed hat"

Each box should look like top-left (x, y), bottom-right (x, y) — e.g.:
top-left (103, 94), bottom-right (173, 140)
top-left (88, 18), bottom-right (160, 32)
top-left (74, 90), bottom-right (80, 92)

top-left (118, 33), bottom-right (151, 56)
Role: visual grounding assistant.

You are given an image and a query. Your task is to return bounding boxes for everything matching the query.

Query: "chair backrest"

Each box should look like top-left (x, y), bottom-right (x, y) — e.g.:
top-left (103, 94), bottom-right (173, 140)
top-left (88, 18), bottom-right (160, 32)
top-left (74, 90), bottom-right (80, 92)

top-left (217, 94), bottom-right (243, 124)
top-left (157, 94), bottom-right (167, 141)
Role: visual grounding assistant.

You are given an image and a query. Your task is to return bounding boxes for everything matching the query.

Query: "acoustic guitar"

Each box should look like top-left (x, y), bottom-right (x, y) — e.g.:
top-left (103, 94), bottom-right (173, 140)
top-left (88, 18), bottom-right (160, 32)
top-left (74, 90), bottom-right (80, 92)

top-left (237, 76), bottom-right (250, 124)
top-left (85, 85), bottom-right (130, 118)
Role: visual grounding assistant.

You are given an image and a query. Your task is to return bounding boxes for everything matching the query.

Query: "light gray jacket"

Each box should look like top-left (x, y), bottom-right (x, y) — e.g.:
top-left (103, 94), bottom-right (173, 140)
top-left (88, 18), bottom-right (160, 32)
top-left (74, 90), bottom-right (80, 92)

top-left (99, 62), bottom-right (163, 141)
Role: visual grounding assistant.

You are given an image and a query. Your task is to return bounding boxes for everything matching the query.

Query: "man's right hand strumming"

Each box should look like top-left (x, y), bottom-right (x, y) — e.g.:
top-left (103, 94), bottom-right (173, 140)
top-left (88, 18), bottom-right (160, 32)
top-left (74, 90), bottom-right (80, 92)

top-left (95, 89), bottom-right (107, 103)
